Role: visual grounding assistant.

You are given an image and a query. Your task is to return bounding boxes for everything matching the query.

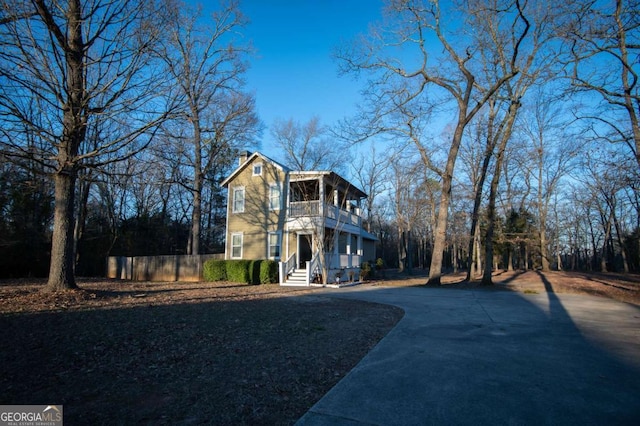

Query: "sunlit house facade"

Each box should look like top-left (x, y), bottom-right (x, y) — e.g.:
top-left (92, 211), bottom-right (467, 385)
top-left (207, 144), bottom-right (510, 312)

top-left (221, 151), bottom-right (376, 285)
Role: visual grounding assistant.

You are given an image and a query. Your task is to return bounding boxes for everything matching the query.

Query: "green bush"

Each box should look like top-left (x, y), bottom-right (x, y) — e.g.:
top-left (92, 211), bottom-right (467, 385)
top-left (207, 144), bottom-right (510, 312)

top-left (260, 260), bottom-right (279, 284)
top-left (203, 259), bottom-right (227, 281)
top-left (227, 259), bottom-right (251, 284)
top-left (360, 261), bottom-right (373, 280)
top-left (203, 259), bottom-right (279, 284)
top-left (249, 260), bottom-right (262, 285)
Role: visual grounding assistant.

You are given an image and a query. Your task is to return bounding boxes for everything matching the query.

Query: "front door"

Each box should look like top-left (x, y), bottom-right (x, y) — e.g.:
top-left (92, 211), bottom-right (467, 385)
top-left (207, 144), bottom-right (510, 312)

top-left (298, 234), bottom-right (312, 269)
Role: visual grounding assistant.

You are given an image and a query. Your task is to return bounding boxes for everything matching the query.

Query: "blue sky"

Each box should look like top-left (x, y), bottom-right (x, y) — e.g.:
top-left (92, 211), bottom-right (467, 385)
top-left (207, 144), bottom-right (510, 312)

top-left (236, 1), bottom-right (385, 145)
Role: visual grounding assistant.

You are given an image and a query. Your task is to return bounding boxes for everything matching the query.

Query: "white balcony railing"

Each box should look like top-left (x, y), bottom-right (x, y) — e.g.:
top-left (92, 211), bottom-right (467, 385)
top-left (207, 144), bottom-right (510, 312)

top-left (329, 253), bottom-right (362, 269)
top-left (288, 201), bottom-right (361, 227)
top-left (288, 200), bottom-right (320, 217)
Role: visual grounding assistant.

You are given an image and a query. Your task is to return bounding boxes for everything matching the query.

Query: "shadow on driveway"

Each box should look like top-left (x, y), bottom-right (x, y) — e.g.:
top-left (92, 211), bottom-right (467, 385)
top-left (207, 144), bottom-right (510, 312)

top-left (298, 281), bottom-right (640, 425)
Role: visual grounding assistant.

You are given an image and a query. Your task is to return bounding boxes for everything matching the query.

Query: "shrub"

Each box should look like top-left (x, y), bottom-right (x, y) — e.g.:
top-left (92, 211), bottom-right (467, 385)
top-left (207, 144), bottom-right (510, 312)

top-left (260, 260), bottom-right (278, 284)
top-left (203, 259), bottom-right (226, 281)
top-left (360, 261), bottom-right (372, 280)
top-left (376, 258), bottom-right (384, 270)
top-left (248, 260), bottom-right (262, 285)
top-left (227, 260), bottom-right (251, 284)
top-left (203, 259), bottom-right (279, 284)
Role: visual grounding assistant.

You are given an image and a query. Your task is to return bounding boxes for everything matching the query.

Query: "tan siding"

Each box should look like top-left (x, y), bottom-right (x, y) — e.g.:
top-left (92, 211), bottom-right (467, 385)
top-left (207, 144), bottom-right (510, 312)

top-left (226, 156), bottom-right (287, 260)
top-left (286, 231), bottom-right (297, 259)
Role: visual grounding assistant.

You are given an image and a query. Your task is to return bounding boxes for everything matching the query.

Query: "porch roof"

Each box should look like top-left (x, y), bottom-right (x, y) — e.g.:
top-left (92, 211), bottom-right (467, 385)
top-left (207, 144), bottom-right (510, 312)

top-left (361, 229), bottom-right (379, 241)
top-left (289, 171), bottom-right (367, 199)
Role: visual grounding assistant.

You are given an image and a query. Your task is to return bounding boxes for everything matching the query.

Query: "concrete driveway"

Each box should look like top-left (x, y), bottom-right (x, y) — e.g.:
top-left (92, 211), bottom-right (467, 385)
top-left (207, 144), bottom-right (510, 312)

top-left (296, 285), bottom-right (640, 425)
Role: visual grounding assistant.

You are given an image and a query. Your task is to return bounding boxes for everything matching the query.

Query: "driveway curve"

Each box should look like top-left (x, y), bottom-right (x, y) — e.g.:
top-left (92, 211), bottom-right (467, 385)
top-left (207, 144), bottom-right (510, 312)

top-left (296, 285), bottom-right (640, 425)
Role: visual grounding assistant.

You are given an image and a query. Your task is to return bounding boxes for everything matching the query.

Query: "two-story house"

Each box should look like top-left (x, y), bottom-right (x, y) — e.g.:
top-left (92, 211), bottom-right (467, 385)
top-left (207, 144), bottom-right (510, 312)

top-left (221, 151), bottom-right (377, 285)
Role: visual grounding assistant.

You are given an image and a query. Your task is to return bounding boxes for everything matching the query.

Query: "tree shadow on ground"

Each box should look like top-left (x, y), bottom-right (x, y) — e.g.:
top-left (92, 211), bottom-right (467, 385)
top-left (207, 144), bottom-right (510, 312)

top-left (313, 279), bottom-right (640, 424)
top-left (0, 293), bottom-right (403, 424)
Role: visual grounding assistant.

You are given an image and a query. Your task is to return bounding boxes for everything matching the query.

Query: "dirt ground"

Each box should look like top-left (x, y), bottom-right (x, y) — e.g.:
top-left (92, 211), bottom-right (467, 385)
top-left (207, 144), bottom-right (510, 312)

top-left (1, 270), bottom-right (638, 424)
top-left (0, 279), bottom-right (403, 425)
top-left (378, 269), bottom-right (640, 306)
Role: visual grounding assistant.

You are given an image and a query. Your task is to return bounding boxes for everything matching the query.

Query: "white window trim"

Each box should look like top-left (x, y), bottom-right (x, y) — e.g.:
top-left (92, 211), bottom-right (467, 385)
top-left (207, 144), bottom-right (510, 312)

top-left (268, 231), bottom-right (282, 260)
top-left (253, 162), bottom-right (263, 176)
top-left (232, 186), bottom-right (245, 213)
top-left (231, 232), bottom-right (243, 259)
top-left (269, 183), bottom-right (281, 211)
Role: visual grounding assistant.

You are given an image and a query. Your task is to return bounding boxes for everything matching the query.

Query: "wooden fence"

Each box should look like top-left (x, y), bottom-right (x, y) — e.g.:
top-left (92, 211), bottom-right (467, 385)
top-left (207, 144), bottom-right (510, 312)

top-left (106, 254), bottom-right (224, 282)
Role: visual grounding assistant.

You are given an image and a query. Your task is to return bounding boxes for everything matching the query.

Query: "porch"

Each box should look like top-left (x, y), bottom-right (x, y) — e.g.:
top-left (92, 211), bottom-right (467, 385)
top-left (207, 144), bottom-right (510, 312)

top-left (279, 172), bottom-right (370, 286)
top-left (286, 171), bottom-right (366, 232)
top-left (279, 251), bottom-right (364, 287)
top-left (288, 201), bottom-right (362, 230)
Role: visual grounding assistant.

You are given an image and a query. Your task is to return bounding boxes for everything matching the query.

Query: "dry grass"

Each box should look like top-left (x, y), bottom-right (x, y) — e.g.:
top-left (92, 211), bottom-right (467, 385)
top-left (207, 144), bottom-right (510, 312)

top-left (0, 280), bottom-right (403, 425)
top-left (377, 269), bottom-right (640, 306)
top-left (2, 270), bottom-right (638, 424)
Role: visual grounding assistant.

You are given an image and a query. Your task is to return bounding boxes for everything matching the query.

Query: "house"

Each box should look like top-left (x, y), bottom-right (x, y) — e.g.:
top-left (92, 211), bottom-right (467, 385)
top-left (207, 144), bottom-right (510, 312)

top-left (221, 151), bottom-right (377, 285)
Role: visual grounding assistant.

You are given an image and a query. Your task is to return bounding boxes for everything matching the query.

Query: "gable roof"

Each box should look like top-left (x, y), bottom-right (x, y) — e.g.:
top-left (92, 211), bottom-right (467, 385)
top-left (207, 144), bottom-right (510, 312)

top-left (221, 151), bottom-right (290, 187)
top-left (221, 151), bottom-right (368, 200)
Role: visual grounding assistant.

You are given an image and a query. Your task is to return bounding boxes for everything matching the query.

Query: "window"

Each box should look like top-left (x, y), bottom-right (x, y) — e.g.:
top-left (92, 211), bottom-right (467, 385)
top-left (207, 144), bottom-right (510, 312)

top-left (232, 186), bottom-right (244, 213)
top-left (253, 162), bottom-right (262, 176)
top-left (269, 184), bottom-right (281, 211)
top-left (231, 233), bottom-right (243, 258)
top-left (268, 232), bottom-right (281, 259)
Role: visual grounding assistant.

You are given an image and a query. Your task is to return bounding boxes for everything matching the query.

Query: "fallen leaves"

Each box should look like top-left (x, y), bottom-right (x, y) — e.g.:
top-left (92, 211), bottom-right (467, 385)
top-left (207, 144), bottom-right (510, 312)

top-left (0, 279), bottom-right (403, 425)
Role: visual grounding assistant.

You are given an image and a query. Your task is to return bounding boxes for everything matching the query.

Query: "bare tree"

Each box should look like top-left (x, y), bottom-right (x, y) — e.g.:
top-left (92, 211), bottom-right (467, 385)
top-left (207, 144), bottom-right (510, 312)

top-left (0, 0), bottom-right (174, 290)
top-left (581, 149), bottom-right (635, 272)
top-left (338, 0), bottom-right (529, 285)
top-left (564, 0), bottom-right (640, 171)
top-left (159, 0), bottom-right (260, 255)
top-left (271, 116), bottom-right (349, 172)
top-left (474, 0), bottom-right (566, 284)
top-left (350, 142), bottom-right (390, 233)
top-left (519, 90), bottom-right (577, 271)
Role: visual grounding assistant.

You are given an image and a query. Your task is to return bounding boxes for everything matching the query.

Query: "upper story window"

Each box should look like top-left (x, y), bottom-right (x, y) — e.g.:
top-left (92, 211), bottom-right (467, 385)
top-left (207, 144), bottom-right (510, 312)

top-left (232, 186), bottom-right (245, 213)
top-left (252, 162), bottom-right (263, 176)
top-left (269, 184), bottom-right (281, 211)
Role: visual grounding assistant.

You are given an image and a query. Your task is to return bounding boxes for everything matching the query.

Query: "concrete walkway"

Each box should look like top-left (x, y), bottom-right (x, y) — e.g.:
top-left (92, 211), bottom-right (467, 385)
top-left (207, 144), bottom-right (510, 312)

top-left (296, 285), bottom-right (640, 425)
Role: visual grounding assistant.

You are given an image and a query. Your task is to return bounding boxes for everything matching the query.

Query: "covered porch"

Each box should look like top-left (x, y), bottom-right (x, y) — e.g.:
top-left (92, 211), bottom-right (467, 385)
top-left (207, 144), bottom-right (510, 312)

top-left (286, 171), bottom-right (366, 231)
top-left (279, 228), bottom-right (371, 286)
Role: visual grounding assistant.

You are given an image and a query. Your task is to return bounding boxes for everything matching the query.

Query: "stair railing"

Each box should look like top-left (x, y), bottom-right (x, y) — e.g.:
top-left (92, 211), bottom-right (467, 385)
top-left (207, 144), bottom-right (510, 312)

top-left (279, 252), bottom-right (297, 284)
top-left (306, 252), bottom-right (321, 284)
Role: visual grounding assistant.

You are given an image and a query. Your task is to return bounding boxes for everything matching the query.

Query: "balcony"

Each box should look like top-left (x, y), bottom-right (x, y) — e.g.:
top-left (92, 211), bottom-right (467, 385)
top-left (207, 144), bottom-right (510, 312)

top-left (288, 201), bottom-right (361, 229)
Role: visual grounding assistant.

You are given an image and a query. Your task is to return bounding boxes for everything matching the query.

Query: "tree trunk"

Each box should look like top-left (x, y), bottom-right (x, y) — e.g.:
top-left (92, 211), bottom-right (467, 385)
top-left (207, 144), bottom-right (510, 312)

top-left (557, 245), bottom-right (563, 271)
top-left (474, 229), bottom-right (482, 277)
top-left (398, 229), bottom-right (406, 273)
top-left (466, 188), bottom-right (487, 280)
top-left (613, 0), bottom-right (640, 172)
top-left (47, 171), bottom-right (78, 291)
top-left (540, 226), bottom-right (550, 271)
top-left (190, 174), bottom-right (202, 255)
top-left (601, 212), bottom-right (612, 272)
top-left (612, 207), bottom-right (630, 273)
top-left (483, 101), bottom-right (520, 285)
top-left (189, 115), bottom-right (203, 255)
top-left (44, 0), bottom-right (85, 291)
top-left (406, 230), bottom-right (413, 274)
top-left (429, 122), bottom-right (465, 285)
top-left (466, 100), bottom-right (497, 281)
top-left (453, 240), bottom-right (458, 274)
